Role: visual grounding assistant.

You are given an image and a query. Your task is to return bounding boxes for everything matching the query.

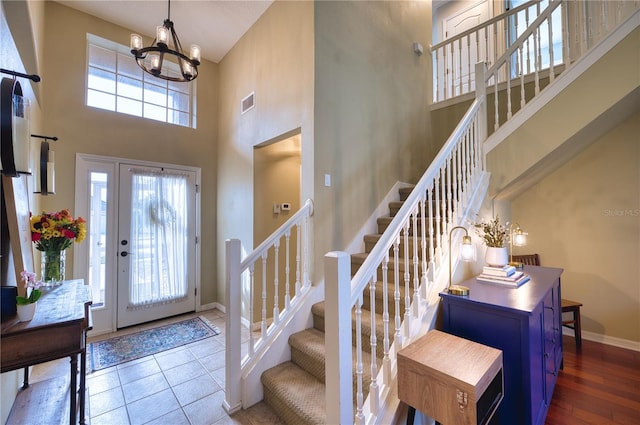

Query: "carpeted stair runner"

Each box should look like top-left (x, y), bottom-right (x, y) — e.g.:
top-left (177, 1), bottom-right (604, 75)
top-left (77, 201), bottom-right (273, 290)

top-left (261, 185), bottom-right (425, 425)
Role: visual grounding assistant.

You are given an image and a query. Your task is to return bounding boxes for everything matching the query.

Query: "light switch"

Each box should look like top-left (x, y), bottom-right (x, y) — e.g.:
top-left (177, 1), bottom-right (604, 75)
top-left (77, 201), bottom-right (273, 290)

top-left (324, 174), bottom-right (331, 187)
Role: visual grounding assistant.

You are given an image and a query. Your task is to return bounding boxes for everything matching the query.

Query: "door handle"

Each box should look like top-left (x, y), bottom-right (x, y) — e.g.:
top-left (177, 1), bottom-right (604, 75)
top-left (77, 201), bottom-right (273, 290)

top-left (120, 251), bottom-right (131, 257)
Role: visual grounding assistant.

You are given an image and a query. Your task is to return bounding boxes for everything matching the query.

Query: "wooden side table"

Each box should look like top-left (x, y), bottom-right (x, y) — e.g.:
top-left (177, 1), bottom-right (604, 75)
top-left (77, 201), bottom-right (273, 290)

top-left (397, 330), bottom-right (503, 425)
top-left (1, 280), bottom-right (92, 424)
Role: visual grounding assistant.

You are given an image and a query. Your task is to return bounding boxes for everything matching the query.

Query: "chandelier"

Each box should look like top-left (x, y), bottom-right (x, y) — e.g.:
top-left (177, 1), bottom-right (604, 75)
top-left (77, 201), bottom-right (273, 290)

top-left (130, 0), bottom-right (201, 82)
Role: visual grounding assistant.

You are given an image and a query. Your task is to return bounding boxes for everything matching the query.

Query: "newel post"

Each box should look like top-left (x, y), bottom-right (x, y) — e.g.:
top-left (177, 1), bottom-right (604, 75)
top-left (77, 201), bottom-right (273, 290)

top-left (223, 239), bottom-right (242, 414)
top-left (325, 251), bottom-right (354, 424)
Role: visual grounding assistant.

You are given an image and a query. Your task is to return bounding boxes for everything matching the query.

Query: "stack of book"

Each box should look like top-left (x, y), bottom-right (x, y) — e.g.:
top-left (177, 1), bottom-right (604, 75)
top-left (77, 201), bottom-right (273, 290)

top-left (477, 265), bottom-right (530, 287)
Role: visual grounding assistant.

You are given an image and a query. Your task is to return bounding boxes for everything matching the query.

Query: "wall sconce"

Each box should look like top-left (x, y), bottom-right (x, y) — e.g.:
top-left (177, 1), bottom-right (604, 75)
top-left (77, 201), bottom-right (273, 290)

top-left (448, 226), bottom-right (476, 296)
top-left (509, 223), bottom-right (527, 268)
top-left (32, 134), bottom-right (57, 195)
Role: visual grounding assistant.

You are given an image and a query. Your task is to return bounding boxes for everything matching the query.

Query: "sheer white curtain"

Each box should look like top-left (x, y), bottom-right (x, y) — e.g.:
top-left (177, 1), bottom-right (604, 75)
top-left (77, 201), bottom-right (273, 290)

top-left (128, 169), bottom-right (189, 309)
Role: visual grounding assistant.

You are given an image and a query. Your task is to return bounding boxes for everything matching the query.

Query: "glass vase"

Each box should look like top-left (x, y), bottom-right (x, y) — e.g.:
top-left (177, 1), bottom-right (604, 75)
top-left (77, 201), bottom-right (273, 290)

top-left (41, 249), bottom-right (65, 285)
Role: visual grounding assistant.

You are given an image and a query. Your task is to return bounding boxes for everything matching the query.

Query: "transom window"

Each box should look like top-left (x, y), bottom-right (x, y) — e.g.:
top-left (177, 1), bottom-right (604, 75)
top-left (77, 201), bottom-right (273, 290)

top-left (86, 34), bottom-right (196, 128)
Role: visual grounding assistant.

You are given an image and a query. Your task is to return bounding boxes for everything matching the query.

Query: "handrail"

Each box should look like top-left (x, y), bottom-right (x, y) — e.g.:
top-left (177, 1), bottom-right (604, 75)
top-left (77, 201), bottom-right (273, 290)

top-left (224, 198), bottom-right (314, 413)
top-left (329, 64), bottom-right (489, 421)
top-left (350, 99), bottom-right (484, 305)
top-left (431, 0), bottom-right (540, 51)
top-left (485, 1), bottom-right (561, 78)
top-left (241, 199), bottom-right (314, 269)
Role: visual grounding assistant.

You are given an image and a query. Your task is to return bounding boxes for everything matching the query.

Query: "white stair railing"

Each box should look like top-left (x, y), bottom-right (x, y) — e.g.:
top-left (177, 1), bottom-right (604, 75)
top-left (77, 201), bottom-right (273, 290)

top-left (326, 62), bottom-right (491, 425)
top-left (432, 0), bottom-right (542, 102)
top-left (432, 0), bottom-right (639, 106)
top-left (224, 199), bottom-right (313, 414)
top-left (483, 0), bottom-right (638, 131)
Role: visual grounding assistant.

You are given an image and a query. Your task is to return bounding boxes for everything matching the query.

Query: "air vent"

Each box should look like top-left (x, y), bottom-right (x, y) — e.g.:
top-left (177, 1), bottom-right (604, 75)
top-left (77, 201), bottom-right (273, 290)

top-left (241, 92), bottom-right (255, 114)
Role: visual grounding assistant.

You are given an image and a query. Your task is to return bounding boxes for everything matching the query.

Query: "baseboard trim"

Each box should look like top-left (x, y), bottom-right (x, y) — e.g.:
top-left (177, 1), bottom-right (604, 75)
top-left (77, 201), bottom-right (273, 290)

top-left (563, 328), bottom-right (640, 352)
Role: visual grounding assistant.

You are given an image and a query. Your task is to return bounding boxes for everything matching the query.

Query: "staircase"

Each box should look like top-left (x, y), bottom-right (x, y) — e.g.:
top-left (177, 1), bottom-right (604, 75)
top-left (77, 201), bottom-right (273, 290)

top-left (260, 186), bottom-right (415, 425)
top-left (225, 2), bottom-right (639, 423)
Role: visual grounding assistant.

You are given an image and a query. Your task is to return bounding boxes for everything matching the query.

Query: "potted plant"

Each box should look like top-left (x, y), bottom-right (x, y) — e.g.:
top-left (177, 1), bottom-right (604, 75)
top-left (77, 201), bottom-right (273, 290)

top-left (473, 215), bottom-right (509, 267)
top-left (16, 270), bottom-right (43, 322)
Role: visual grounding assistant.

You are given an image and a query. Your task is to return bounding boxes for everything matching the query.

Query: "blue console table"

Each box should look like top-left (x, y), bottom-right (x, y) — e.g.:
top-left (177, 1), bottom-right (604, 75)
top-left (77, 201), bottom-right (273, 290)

top-left (440, 265), bottom-right (563, 425)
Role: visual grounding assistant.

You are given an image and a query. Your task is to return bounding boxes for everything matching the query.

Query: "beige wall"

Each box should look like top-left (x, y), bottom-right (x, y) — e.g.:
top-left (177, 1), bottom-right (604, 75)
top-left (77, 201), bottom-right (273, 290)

top-left (39, 2), bottom-right (219, 304)
top-left (216, 1), bottom-right (314, 304)
top-left (313, 0), bottom-right (433, 274)
top-left (512, 111), bottom-right (640, 343)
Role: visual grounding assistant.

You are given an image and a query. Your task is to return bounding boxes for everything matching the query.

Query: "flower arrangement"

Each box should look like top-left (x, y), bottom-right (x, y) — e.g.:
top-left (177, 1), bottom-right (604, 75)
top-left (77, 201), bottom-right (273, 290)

top-left (473, 215), bottom-right (508, 248)
top-left (16, 270), bottom-right (42, 305)
top-left (30, 209), bottom-right (87, 251)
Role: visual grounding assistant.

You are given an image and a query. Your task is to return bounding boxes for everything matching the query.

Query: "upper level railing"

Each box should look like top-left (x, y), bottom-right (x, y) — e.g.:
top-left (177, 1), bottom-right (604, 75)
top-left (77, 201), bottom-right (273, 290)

top-left (224, 199), bottom-right (313, 414)
top-left (325, 65), bottom-right (490, 423)
top-left (432, 0), bottom-right (543, 103)
top-left (432, 0), bottom-right (639, 107)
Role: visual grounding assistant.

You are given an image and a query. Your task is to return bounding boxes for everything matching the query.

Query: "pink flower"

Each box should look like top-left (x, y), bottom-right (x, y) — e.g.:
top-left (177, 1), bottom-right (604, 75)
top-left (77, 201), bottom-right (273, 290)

top-left (20, 270), bottom-right (42, 290)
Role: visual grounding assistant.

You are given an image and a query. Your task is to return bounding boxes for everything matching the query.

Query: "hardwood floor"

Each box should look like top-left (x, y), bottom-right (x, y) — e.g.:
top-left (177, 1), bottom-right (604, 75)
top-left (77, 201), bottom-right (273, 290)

top-left (546, 335), bottom-right (640, 424)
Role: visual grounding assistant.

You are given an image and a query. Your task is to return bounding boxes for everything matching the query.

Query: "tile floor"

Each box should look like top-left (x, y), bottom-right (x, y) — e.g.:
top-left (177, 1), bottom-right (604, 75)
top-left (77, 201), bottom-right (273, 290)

top-left (18, 308), bottom-right (284, 425)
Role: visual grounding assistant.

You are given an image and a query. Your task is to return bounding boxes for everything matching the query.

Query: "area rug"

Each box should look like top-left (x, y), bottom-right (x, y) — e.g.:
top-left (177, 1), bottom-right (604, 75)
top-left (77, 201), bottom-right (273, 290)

top-left (90, 316), bottom-right (219, 371)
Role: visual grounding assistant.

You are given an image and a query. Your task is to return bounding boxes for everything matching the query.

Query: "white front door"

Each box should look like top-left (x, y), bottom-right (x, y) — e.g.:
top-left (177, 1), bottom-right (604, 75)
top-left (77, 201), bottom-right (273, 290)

top-left (116, 164), bottom-right (197, 328)
top-left (74, 155), bottom-right (200, 334)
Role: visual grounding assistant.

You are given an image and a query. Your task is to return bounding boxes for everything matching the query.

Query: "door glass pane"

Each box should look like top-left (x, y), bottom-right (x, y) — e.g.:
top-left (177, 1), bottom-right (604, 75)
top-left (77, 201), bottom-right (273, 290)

top-left (128, 171), bottom-right (189, 308)
top-left (89, 172), bottom-right (108, 308)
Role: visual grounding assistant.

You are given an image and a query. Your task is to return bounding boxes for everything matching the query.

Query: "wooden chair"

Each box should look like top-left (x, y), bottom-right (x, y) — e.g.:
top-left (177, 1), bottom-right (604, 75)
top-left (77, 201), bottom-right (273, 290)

top-left (511, 254), bottom-right (583, 350)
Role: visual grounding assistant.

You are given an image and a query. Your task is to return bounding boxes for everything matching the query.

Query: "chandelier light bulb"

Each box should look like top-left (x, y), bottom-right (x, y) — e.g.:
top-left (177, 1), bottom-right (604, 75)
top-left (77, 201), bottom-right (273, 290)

top-left (157, 26), bottom-right (169, 47)
top-left (190, 45), bottom-right (201, 63)
top-left (130, 34), bottom-right (143, 50)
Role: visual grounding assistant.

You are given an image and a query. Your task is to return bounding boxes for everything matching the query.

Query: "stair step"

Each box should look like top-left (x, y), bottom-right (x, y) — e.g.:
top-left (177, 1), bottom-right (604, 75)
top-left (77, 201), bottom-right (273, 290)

top-left (262, 361), bottom-right (326, 425)
top-left (363, 233), bottom-right (434, 257)
top-left (376, 216), bottom-right (447, 235)
top-left (289, 328), bottom-right (380, 400)
top-left (311, 301), bottom-right (387, 359)
top-left (351, 252), bottom-right (425, 283)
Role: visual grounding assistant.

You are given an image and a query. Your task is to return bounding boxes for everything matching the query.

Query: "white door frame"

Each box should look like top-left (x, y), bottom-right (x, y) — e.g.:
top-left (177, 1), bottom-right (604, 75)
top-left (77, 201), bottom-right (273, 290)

top-left (74, 153), bottom-right (202, 336)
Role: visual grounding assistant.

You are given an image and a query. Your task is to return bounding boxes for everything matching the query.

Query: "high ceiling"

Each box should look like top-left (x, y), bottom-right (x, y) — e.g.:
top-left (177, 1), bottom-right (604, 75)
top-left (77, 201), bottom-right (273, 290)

top-left (57, 0), bottom-right (273, 63)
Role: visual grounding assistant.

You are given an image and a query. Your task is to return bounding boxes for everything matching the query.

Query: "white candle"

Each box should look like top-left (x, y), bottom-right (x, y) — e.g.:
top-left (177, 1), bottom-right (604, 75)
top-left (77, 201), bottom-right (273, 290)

top-left (47, 159), bottom-right (55, 193)
top-left (12, 95), bottom-right (30, 174)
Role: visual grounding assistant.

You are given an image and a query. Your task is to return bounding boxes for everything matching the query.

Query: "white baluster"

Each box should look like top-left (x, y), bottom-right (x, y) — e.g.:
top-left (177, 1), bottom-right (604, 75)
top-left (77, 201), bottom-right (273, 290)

top-left (393, 237), bottom-right (402, 351)
top-left (382, 252), bottom-right (391, 384)
top-left (412, 209), bottom-right (420, 317)
top-left (284, 230), bottom-right (291, 309)
top-left (427, 185), bottom-right (436, 282)
top-left (261, 254), bottom-right (268, 337)
top-left (295, 223), bottom-right (301, 294)
top-left (506, 60), bottom-right (513, 120)
top-left (520, 43), bottom-right (526, 109)
top-left (249, 264), bottom-right (255, 356)
top-left (403, 221), bottom-right (411, 335)
top-left (355, 299), bottom-right (364, 424)
top-left (369, 277), bottom-right (379, 414)
top-left (420, 196), bottom-right (428, 298)
top-left (273, 240), bottom-right (280, 324)
top-left (549, 15), bottom-right (555, 82)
